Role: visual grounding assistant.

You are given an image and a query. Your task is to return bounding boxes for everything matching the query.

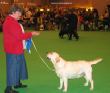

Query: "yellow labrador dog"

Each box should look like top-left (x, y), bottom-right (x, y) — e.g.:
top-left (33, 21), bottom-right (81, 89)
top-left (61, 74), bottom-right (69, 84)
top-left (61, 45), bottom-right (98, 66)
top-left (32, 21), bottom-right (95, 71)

top-left (47, 52), bottom-right (102, 92)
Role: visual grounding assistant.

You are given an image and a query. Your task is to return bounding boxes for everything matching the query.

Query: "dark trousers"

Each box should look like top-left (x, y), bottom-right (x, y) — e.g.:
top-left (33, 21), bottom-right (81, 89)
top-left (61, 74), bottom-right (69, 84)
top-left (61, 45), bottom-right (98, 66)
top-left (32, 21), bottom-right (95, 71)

top-left (68, 28), bottom-right (79, 40)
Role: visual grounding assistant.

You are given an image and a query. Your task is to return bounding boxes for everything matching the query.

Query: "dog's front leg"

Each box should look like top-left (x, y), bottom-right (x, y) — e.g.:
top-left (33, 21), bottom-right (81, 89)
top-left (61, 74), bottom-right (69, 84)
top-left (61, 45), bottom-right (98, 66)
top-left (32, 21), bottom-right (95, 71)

top-left (63, 78), bottom-right (68, 92)
top-left (58, 78), bottom-right (63, 90)
top-left (90, 79), bottom-right (94, 90)
top-left (84, 80), bottom-right (89, 86)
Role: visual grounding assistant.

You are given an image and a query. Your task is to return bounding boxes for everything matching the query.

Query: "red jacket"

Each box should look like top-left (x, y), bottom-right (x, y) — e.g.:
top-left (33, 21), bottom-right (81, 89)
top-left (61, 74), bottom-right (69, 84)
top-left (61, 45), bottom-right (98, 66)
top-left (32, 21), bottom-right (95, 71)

top-left (3, 16), bottom-right (32, 54)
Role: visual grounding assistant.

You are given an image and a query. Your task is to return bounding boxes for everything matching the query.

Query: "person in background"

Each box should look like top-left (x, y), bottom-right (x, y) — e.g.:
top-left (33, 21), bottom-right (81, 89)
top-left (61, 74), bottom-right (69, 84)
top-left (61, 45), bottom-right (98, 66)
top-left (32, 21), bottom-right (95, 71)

top-left (67, 10), bottom-right (79, 40)
top-left (3, 5), bottom-right (40, 93)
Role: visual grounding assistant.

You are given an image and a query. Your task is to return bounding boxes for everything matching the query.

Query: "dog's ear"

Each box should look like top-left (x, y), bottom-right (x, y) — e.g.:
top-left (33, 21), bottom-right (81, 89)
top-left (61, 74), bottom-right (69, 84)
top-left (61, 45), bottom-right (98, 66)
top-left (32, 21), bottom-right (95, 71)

top-left (47, 52), bottom-right (53, 55)
top-left (55, 57), bottom-right (60, 63)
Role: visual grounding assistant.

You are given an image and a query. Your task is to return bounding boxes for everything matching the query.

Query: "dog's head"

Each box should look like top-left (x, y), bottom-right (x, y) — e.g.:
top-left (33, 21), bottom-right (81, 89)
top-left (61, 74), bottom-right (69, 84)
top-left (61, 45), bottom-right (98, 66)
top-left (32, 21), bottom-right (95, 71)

top-left (47, 52), bottom-right (60, 64)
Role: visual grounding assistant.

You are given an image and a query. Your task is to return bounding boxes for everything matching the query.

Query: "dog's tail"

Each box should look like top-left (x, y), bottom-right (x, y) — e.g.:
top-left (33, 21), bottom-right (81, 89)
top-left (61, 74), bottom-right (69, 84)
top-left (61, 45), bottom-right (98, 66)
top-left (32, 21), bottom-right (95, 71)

top-left (89, 58), bottom-right (102, 65)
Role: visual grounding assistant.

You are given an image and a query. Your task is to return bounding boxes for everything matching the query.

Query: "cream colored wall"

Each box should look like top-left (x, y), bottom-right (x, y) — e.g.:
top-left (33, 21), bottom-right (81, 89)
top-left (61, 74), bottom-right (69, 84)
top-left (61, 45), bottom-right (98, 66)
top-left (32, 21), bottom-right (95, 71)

top-left (62, 0), bottom-right (110, 15)
top-left (63, 0), bottom-right (110, 15)
top-left (2, 0), bottom-right (110, 15)
top-left (92, 0), bottom-right (110, 15)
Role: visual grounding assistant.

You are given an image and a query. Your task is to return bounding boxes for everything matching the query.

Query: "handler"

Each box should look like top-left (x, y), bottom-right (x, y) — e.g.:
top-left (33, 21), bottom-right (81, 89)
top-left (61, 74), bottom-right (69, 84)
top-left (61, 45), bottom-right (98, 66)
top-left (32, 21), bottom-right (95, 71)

top-left (3, 5), bottom-right (40, 93)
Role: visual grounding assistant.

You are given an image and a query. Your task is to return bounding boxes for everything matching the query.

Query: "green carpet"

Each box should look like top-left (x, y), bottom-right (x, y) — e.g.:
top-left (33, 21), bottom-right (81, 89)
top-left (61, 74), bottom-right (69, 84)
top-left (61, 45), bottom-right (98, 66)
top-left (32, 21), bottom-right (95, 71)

top-left (0, 31), bottom-right (110, 93)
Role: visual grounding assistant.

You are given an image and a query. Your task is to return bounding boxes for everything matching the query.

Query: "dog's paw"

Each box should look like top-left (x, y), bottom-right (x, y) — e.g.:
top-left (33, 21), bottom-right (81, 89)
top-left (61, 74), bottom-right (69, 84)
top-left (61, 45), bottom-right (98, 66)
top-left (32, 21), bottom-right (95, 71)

top-left (90, 87), bottom-right (93, 91)
top-left (84, 83), bottom-right (88, 86)
top-left (58, 87), bottom-right (62, 90)
top-left (63, 89), bottom-right (67, 92)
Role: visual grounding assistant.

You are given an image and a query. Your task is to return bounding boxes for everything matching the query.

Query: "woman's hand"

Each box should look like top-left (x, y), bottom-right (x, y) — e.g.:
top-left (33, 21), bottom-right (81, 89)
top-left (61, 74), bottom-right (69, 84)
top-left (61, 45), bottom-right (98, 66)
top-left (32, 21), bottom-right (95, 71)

top-left (32, 31), bottom-right (40, 36)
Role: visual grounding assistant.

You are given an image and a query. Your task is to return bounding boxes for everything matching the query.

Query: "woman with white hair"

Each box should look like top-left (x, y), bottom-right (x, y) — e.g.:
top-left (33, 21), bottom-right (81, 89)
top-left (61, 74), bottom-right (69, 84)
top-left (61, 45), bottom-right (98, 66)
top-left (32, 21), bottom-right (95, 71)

top-left (3, 5), bottom-right (40, 93)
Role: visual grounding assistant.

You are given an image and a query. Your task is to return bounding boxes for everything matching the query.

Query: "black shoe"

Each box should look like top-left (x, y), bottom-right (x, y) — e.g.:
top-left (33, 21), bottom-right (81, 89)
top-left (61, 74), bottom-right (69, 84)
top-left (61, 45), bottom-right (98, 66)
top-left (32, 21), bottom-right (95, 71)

top-left (69, 38), bottom-right (72, 40)
top-left (5, 88), bottom-right (19, 93)
top-left (76, 38), bottom-right (79, 41)
top-left (14, 83), bottom-right (27, 89)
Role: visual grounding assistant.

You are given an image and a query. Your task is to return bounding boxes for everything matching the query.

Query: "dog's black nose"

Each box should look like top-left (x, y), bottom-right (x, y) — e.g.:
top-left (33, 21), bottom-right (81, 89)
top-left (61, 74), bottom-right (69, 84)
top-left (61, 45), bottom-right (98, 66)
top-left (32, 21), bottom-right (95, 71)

top-left (46, 57), bottom-right (50, 60)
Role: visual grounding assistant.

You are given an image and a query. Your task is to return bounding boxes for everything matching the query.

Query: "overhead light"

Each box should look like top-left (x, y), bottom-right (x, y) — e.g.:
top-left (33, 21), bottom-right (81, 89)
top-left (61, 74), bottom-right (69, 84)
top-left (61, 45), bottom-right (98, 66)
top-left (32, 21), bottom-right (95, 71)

top-left (40, 8), bottom-right (44, 12)
top-left (47, 8), bottom-right (50, 11)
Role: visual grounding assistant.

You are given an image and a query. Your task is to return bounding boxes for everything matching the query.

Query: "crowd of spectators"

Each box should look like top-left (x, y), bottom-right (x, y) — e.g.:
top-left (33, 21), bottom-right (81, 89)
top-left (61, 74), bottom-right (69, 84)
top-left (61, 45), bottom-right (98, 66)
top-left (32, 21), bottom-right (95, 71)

top-left (0, 6), bottom-right (110, 32)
